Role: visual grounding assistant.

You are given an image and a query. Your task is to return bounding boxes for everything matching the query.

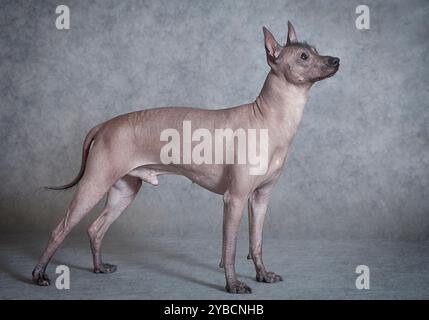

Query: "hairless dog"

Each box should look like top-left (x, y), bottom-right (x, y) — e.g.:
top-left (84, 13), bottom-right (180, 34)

top-left (32, 22), bottom-right (339, 293)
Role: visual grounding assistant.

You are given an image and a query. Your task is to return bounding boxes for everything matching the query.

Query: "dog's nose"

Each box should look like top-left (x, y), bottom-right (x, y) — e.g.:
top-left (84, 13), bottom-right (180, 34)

top-left (328, 57), bottom-right (340, 67)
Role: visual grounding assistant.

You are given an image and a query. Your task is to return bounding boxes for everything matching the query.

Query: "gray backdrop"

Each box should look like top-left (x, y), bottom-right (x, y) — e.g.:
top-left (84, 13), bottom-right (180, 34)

top-left (1, 0), bottom-right (428, 240)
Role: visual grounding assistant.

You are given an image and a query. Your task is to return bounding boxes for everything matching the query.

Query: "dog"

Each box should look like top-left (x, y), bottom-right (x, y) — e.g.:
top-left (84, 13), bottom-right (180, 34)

top-left (32, 22), bottom-right (339, 293)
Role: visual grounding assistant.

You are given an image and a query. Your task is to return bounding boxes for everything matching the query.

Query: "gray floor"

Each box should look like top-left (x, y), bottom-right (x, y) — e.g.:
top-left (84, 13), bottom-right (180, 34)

top-left (0, 232), bottom-right (428, 299)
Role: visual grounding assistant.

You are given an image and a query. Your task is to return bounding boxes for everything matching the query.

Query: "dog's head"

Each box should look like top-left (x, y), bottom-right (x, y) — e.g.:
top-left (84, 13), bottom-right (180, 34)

top-left (263, 22), bottom-right (339, 86)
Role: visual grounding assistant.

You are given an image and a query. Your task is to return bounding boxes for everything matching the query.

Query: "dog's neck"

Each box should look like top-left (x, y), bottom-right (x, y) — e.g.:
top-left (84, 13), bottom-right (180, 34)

top-left (254, 70), bottom-right (310, 139)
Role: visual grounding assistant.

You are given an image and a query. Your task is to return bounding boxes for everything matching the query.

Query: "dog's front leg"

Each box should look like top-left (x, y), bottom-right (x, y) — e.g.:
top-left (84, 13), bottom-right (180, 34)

top-left (221, 191), bottom-right (251, 293)
top-left (249, 188), bottom-right (283, 283)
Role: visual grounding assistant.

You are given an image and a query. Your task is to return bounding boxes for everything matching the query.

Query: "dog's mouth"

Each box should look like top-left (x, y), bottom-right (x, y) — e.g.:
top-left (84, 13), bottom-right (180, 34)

top-left (325, 64), bottom-right (340, 78)
top-left (327, 64), bottom-right (339, 77)
top-left (312, 65), bottom-right (339, 82)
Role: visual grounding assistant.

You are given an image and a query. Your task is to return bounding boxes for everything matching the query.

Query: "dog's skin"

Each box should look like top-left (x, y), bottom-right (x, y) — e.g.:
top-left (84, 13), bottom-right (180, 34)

top-left (32, 22), bottom-right (339, 293)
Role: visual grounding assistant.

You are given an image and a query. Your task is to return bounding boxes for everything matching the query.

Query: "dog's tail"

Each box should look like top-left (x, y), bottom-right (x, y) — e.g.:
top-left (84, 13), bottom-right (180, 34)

top-left (45, 124), bottom-right (103, 190)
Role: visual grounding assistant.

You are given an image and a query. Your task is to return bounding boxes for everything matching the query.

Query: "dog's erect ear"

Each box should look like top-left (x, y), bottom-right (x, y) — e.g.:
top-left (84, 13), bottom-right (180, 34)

top-left (263, 27), bottom-right (282, 65)
top-left (286, 21), bottom-right (298, 45)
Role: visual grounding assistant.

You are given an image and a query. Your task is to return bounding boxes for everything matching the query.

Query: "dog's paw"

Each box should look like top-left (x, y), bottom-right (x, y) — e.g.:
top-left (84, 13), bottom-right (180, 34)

top-left (94, 263), bottom-right (117, 274)
top-left (256, 271), bottom-right (283, 283)
top-left (226, 280), bottom-right (252, 294)
top-left (32, 271), bottom-right (51, 286)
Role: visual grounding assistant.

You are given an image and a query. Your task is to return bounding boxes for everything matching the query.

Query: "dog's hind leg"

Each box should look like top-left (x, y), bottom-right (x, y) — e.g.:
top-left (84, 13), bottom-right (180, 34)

top-left (32, 181), bottom-right (112, 285)
top-left (32, 144), bottom-right (127, 286)
top-left (88, 175), bottom-right (142, 274)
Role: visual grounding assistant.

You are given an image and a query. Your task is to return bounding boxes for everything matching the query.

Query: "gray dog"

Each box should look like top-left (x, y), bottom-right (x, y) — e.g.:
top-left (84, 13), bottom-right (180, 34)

top-left (32, 22), bottom-right (339, 293)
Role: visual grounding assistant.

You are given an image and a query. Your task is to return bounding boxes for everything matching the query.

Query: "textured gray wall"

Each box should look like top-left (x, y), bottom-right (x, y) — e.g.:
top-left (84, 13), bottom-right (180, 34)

top-left (0, 0), bottom-right (428, 240)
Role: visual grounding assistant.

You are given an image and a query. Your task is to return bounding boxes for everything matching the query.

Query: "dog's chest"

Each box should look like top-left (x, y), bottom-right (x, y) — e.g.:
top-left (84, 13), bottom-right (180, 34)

top-left (259, 150), bottom-right (287, 184)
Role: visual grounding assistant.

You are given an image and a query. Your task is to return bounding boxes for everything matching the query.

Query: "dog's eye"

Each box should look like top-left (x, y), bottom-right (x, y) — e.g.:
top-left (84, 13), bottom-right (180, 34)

top-left (301, 52), bottom-right (309, 60)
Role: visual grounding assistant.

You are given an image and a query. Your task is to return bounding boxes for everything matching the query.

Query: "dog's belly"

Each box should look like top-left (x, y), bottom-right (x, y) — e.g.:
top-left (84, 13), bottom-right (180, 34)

top-left (128, 163), bottom-right (228, 195)
top-left (128, 160), bottom-right (284, 197)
